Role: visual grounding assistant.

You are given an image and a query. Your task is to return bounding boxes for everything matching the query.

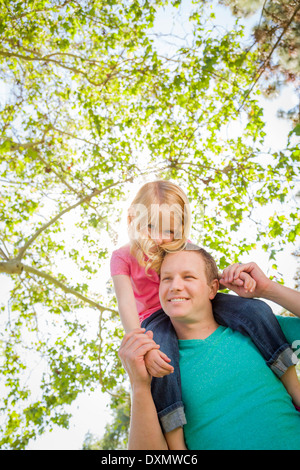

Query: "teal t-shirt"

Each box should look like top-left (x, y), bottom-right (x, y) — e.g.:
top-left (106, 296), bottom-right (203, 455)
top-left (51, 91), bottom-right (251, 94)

top-left (179, 316), bottom-right (300, 450)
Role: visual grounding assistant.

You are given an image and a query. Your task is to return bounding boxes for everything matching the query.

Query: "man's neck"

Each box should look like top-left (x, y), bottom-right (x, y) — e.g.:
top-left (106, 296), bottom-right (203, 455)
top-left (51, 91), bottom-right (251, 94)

top-left (173, 310), bottom-right (219, 340)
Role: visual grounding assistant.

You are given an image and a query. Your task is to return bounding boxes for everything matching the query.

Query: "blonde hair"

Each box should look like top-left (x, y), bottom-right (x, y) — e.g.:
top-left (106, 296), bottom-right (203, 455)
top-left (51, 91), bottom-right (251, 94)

top-left (128, 180), bottom-right (191, 274)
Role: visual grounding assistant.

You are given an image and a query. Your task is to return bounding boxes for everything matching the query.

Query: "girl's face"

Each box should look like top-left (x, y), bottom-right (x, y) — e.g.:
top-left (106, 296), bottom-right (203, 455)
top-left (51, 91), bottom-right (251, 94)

top-left (147, 223), bottom-right (175, 246)
top-left (129, 202), bottom-right (186, 247)
top-left (147, 209), bottom-right (181, 247)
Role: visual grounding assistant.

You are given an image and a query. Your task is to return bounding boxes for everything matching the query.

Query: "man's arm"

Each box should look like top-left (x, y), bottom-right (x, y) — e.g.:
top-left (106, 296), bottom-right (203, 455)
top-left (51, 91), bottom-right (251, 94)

top-left (220, 262), bottom-right (300, 318)
top-left (261, 282), bottom-right (300, 318)
top-left (118, 329), bottom-right (168, 450)
top-left (129, 382), bottom-right (168, 450)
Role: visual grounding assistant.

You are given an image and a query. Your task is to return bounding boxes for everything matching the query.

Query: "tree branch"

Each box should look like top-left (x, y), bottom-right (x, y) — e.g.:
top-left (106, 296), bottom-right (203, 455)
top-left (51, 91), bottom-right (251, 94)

top-left (31, 149), bottom-right (81, 195)
top-left (16, 191), bottom-right (94, 261)
top-left (4, 137), bottom-right (90, 196)
top-left (23, 263), bottom-right (117, 314)
top-left (16, 178), bottom-right (132, 261)
top-left (7, 138), bottom-right (45, 151)
top-left (5, 0), bottom-right (72, 20)
top-left (238, 2), bottom-right (300, 112)
top-left (0, 248), bottom-right (9, 261)
top-left (0, 259), bottom-right (117, 315)
top-left (0, 48), bottom-right (117, 88)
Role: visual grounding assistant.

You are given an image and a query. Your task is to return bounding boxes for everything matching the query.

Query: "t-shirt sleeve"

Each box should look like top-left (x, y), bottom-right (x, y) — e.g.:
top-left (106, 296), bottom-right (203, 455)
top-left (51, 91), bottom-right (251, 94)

top-left (110, 250), bottom-right (130, 277)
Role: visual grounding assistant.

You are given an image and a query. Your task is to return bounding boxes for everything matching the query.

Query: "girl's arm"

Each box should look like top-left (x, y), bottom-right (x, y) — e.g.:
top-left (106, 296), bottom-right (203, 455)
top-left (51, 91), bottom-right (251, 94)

top-left (220, 262), bottom-right (300, 317)
top-left (259, 280), bottom-right (300, 318)
top-left (113, 275), bottom-right (174, 376)
top-left (112, 275), bottom-right (140, 333)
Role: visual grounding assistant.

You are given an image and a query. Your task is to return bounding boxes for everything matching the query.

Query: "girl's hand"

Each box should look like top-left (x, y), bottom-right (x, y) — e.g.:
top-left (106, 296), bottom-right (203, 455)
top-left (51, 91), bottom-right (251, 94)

top-left (219, 265), bottom-right (256, 297)
top-left (144, 348), bottom-right (174, 378)
top-left (220, 262), bottom-right (272, 298)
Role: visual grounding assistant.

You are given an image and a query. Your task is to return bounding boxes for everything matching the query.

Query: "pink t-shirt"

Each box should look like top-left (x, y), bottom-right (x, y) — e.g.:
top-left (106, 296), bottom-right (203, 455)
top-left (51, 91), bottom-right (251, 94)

top-left (110, 244), bottom-right (161, 324)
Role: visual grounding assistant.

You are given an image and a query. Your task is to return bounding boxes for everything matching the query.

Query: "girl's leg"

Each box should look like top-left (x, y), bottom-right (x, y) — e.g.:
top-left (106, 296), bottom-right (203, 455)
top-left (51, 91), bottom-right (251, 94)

top-left (212, 293), bottom-right (296, 377)
top-left (141, 309), bottom-right (187, 442)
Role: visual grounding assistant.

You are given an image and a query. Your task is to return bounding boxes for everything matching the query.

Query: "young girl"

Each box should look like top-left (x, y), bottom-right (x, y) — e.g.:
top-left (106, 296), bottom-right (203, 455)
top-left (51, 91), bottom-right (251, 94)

top-left (111, 180), bottom-right (300, 449)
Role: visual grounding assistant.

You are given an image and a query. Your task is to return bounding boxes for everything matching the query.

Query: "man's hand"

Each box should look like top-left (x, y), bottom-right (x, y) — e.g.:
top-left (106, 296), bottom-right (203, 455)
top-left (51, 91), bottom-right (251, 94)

top-left (145, 348), bottom-right (174, 378)
top-left (118, 328), bottom-right (160, 387)
top-left (220, 262), bottom-right (271, 298)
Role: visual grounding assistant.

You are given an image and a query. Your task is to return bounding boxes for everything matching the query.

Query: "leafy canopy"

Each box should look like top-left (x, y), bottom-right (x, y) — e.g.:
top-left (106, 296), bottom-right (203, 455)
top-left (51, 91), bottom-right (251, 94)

top-left (0, 0), bottom-right (299, 449)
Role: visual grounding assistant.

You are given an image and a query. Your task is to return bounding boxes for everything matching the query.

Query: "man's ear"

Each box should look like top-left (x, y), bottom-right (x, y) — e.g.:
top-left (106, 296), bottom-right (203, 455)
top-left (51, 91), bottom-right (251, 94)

top-left (209, 279), bottom-right (219, 300)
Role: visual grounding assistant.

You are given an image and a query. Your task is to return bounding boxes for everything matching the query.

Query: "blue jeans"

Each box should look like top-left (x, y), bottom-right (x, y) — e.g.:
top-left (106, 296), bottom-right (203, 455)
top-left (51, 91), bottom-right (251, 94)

top-left (141, 293), bottom-right (295, 434)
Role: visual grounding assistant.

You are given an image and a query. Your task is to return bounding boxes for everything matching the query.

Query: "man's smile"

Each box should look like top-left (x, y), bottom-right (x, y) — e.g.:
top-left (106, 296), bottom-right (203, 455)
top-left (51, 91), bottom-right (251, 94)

top-left (168, 297), bottom-right (190, 303)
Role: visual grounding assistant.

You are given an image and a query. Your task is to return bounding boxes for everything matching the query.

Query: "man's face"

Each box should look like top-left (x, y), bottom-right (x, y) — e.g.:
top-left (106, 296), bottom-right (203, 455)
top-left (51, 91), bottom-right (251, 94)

top-left (159, 251), bottom-right (217, 324)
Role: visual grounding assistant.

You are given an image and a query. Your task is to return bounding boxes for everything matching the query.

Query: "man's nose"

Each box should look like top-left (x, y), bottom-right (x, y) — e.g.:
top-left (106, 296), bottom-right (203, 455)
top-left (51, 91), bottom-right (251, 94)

top-left (170, 275), bottom-right (184, 291)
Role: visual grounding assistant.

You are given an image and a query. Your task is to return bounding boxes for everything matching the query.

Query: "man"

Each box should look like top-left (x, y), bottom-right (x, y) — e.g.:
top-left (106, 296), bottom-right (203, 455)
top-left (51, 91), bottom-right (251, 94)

top-left (119, 246), bottom-right (300, 450)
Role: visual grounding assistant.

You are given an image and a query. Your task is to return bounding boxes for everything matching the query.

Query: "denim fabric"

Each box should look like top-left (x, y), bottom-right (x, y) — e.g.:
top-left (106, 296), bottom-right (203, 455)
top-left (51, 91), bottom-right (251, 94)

top-left (142, 294), bottom-right (294, 433)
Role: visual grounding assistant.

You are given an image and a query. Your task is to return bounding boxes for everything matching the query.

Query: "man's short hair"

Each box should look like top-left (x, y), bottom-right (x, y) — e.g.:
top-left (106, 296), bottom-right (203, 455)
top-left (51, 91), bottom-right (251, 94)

top-left (183, 242), bottom-right (219, 284)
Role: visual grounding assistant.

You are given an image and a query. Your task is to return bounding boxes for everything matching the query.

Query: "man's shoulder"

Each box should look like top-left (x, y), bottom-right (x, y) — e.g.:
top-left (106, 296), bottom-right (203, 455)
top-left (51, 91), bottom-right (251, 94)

top-left (276, 314), bottom-right (300, 345)
top-left (276, 314), bottom-right (300, 326)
